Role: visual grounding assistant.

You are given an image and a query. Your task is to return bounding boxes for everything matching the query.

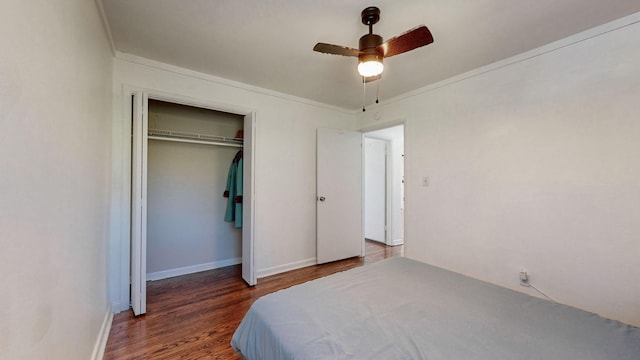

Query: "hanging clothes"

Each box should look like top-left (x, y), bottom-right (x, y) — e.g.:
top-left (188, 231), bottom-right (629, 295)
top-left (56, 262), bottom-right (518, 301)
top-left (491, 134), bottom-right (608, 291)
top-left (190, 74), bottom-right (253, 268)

top-left (223, 161), bottom-right (237, 222)
top-left (233, 156), bottom-right (243, 228)
top-left (224, 150), bottom-right (243, 228)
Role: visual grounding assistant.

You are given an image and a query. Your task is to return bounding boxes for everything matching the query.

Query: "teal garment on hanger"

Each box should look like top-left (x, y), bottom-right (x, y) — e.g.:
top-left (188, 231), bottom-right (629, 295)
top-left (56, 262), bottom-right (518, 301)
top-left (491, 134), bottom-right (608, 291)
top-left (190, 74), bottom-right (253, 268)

top-left (224, 151), bottom-right (243, 228)
top-left (224, 160), bottom-right (237, 223)
top-left (234, 157), bottom-right (243, 228)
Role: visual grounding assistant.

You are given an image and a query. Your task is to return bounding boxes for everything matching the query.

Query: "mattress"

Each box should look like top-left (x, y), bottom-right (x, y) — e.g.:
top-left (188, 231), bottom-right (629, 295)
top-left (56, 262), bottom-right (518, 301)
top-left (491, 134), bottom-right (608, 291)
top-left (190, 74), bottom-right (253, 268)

top-left (231, 257), bottom-right (640, 359)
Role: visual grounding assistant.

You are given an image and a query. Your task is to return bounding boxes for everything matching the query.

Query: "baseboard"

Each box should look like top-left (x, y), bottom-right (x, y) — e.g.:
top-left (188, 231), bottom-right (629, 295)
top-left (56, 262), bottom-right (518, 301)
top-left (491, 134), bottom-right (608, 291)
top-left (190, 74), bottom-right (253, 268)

top-left (90, 304), bottom-right (113, 360)
top-left (257, 257), bottom-right (317, 279)
top-left (388, 238), bottom-right (404, 246)
top-left (147, 257), bottom-right (242, 281)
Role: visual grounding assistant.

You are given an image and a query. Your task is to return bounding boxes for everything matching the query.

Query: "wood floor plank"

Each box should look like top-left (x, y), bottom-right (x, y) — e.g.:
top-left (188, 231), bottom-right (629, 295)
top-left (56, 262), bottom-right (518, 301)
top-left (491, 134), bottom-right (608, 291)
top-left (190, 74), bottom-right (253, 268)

top-left (104, 240), bottom-right (403, 359)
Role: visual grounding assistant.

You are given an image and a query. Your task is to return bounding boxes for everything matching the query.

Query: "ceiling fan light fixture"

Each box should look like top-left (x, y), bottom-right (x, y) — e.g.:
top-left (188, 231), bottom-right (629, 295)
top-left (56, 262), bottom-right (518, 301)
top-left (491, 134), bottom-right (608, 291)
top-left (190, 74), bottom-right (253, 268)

top-left (358, 55), bottom-right (384, 77)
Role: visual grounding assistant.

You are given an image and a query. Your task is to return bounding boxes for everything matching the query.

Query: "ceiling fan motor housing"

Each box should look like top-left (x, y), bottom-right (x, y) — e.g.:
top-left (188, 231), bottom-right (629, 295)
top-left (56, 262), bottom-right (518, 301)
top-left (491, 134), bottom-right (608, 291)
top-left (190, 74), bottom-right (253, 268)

top-left (359, 33), bottom-right (383, 61)
top-left (358, 33), bottom-right (384, 77)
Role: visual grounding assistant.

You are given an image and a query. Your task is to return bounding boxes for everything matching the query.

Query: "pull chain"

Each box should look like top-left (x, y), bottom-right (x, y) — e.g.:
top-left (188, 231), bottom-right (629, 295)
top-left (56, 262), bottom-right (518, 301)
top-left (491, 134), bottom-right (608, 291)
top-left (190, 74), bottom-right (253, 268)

top-left (362, 76), bottom-right (366, 112)
top-left (375, 75), bottom-right (380, 104)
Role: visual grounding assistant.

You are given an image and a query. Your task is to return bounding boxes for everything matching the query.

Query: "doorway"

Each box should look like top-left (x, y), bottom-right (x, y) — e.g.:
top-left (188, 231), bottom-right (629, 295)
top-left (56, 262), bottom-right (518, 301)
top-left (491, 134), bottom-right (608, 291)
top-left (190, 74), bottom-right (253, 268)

top-left (130, 90), bottom-right (256, 316)
top-left (363, 124), bottom-right (404, 246)
top-left (146, 100), bottom-right (243, 280)
top-left (364, 137), bottom-right (387, 243)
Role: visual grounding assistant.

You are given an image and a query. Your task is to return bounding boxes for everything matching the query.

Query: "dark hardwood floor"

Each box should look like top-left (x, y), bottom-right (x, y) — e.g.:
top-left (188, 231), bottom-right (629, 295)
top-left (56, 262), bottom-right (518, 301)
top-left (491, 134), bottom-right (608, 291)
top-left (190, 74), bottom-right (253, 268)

top-left (104, 240), bottom-right (403, 359)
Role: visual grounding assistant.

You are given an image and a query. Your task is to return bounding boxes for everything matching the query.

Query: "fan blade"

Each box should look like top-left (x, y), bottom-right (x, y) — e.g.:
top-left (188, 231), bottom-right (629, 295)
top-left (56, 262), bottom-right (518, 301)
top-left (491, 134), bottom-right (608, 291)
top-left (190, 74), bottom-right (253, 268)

top-left (381, 25), bottom-right (433, 58)
top-left (313, 43), bottom-right (360, 57)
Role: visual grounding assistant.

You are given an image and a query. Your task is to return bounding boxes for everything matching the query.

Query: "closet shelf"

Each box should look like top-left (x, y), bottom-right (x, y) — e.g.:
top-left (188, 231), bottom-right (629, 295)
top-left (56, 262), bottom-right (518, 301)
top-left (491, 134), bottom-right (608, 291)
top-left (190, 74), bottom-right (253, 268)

top-left (148, 128), bottom-right (243, 148)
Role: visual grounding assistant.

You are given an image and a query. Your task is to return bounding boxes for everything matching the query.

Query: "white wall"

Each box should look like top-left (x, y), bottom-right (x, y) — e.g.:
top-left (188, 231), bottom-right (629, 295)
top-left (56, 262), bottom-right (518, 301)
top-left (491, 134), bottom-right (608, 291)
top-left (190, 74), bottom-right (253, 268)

top-left (0, 1), bottom-right (113, 359)
top-left (358, 14), bottom-right (640, 327)
top-left (364, 138), bottom-right (387, 242)
top-left (147, 101), bottom-right (243, 277)
top-left (109, 55), bottom-right (356, 311)
top-left (390, 130), bottom-right (404, 243)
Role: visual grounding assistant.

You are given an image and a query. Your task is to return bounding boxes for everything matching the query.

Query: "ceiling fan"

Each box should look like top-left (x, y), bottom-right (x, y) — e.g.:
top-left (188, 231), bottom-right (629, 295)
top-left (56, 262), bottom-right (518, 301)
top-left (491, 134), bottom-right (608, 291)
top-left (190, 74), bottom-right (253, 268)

top-left (313, 6), bottom-right (434, 82)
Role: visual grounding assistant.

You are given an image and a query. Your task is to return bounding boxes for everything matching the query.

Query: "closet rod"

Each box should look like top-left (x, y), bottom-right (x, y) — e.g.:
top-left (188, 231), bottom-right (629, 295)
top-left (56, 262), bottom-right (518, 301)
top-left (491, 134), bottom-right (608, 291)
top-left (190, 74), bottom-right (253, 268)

top-left (148, 128), bottom-right (243, 148)
top-left (148, 135), bottom-right (243, 148)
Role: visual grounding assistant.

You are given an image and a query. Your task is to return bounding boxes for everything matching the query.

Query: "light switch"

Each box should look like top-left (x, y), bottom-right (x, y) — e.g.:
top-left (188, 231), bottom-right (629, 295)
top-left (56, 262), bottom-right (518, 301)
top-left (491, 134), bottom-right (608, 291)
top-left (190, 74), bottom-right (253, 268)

top-left (422, 176), bottom-right (429, 187)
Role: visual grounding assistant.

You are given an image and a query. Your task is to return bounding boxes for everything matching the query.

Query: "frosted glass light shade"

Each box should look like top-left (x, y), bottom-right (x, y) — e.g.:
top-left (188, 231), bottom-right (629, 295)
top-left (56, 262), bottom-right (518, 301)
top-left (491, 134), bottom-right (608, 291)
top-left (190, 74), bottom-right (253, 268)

top-left (358, 60), bottom-right (384, 77)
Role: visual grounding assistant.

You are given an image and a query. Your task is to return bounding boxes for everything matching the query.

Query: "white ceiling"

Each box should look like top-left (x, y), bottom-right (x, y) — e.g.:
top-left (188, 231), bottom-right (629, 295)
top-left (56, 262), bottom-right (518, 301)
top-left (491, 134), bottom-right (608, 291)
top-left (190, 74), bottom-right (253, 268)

top-left (101, 1), bottom-right (640, 111)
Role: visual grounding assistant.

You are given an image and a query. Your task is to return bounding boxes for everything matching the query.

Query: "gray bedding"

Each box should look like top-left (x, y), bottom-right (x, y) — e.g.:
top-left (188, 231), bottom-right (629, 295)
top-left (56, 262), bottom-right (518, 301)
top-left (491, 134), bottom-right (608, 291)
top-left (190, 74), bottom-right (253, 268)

top-left (231, 257), bottom-right (640, 359)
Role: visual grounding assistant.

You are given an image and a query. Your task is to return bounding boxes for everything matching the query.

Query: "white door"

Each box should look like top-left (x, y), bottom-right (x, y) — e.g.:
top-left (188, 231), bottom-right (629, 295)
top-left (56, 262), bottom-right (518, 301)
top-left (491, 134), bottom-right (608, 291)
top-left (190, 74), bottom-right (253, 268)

top-left (316, 128), bottom-right (363, 264)
top-left (364, 138), bottom-right (387, 243)
top-left (242, 113), bottom-right (256, 286)
top-left (131, 92), bottom-right (148, 315)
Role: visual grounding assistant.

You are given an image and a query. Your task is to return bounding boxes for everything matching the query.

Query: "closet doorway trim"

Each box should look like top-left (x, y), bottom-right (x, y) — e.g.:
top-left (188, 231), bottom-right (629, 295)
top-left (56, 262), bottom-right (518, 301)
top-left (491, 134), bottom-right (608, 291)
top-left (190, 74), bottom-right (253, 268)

top-left (128, 87), bottom-right (256, 316)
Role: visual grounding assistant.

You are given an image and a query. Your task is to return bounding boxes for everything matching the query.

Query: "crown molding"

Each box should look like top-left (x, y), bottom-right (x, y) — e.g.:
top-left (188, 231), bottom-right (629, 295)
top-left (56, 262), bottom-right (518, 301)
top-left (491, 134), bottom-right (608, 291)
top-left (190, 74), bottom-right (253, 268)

top-left (94, 0), bottom-right (116, 55)
top-left (114, 51), bottom-right (356, 115)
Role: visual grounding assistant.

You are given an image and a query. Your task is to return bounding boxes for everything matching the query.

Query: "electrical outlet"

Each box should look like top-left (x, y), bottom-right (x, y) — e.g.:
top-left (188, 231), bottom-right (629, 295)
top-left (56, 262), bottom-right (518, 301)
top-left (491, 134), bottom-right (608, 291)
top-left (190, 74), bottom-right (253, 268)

top-left (519, 269), bottom-right (530, 287)
top-left (422, 176), bottom-right (429, 187)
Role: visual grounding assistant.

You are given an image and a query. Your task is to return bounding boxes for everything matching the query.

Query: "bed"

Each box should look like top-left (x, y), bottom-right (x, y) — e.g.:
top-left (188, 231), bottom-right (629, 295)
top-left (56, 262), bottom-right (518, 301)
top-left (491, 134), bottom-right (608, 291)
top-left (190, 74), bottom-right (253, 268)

top-left (231, 257), bottom-right (640, 359)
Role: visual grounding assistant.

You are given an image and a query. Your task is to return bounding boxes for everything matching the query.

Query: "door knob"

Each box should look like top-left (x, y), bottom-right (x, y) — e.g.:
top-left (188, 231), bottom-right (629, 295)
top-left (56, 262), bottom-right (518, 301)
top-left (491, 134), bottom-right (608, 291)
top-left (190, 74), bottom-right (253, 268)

top-left (318, 196), bottom-right (326, 202)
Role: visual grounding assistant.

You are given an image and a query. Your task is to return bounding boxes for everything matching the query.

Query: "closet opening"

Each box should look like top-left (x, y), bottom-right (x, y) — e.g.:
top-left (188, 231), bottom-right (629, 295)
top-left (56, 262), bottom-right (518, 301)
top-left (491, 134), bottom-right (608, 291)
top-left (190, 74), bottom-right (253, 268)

top-left (129, 91), bottom-right (256, 316)
top-left (146, 100), bottom-right (244, 284)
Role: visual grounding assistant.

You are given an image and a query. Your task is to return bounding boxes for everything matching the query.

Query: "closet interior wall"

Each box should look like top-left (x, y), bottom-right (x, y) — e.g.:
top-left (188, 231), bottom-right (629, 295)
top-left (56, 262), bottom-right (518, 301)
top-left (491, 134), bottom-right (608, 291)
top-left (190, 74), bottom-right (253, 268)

top-left (147, 99), bottom-right (244, 280)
